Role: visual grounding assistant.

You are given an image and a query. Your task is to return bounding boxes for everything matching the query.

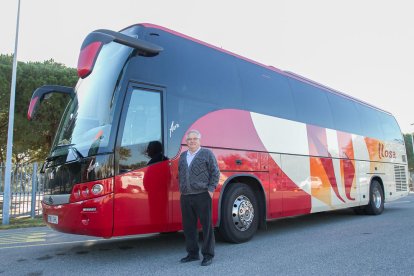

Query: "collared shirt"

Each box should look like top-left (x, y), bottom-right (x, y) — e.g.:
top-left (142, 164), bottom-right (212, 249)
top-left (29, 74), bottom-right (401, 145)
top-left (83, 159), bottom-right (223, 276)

top-left (186, 147), bottom-right (201, 167)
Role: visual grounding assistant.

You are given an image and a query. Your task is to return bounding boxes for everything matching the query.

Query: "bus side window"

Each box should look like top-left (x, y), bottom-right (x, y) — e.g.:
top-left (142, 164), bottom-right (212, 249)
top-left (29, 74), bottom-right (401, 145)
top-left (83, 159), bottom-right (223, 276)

top-left (377, 112), bottom-right (403, 143)
top-left (355, 103), bottom-right (384, 140)
top-left (289, 79), bottom-right (335, 129)
top-left (327, 93), bottom-right (362, 135)
top-left (118, 89), bottom-right (163, 173)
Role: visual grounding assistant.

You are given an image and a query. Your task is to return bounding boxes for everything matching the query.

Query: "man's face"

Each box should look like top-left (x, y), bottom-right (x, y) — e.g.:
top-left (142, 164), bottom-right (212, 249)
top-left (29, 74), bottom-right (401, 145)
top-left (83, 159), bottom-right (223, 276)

top-left (186, 133), bottom-right (201, 152)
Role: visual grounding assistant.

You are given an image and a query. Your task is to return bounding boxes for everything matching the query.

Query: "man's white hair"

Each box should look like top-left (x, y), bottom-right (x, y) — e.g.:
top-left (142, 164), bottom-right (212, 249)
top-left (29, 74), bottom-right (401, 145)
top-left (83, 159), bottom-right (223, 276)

top-left (186, 129), bottom-right (201, 139)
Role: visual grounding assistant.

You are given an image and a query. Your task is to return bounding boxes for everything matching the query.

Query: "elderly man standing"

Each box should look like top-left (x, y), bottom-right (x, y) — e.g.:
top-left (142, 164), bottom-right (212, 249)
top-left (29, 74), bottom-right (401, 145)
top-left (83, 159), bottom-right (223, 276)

top-left (179, 129), bottom-right (220, 266)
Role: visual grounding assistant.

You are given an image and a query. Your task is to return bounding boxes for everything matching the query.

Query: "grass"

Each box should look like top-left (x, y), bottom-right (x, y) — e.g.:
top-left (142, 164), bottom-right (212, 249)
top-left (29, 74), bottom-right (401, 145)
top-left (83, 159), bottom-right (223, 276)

top-left (0, 216), bottom-right (46, 230)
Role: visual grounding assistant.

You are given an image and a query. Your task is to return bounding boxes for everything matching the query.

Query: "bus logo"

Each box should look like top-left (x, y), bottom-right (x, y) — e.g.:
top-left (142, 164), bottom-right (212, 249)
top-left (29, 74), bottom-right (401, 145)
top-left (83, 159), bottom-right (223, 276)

top-left (378, 143), bottom-right (396, 159)
top-left (169, 121), bottom-right (180, 138)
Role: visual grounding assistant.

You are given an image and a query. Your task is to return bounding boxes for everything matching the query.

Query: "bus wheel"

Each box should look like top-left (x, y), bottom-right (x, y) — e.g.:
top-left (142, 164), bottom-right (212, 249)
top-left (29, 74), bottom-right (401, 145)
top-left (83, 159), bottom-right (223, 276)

top-left (364, 180), bottom-right (384, 215)
top-left (219, 183), bottom-right (259, 243)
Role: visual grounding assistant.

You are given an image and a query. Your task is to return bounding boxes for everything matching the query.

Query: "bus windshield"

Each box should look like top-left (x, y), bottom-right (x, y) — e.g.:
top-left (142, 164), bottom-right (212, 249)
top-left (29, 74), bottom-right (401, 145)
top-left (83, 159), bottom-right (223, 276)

top-left (51, 42), bottom-right (132, 158)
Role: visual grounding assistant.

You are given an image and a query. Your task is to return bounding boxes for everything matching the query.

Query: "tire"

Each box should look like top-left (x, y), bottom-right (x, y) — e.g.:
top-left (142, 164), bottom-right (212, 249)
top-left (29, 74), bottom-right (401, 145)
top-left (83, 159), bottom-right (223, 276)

top-left (219, 183), bottom-right (259, 243)
top-left (364, 180), bottom-right (384, 215)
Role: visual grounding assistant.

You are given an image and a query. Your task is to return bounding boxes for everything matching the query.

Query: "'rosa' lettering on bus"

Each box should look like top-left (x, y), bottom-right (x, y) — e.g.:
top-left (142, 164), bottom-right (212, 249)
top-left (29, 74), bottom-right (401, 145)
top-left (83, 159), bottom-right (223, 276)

top-left (378, 143), bottom-right (396, 159)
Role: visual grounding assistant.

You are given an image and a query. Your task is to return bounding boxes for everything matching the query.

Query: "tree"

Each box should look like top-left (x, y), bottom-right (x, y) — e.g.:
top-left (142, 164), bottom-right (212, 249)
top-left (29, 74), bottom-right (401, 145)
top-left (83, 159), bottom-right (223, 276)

top-left (0, 54), bottom-right (78, 164)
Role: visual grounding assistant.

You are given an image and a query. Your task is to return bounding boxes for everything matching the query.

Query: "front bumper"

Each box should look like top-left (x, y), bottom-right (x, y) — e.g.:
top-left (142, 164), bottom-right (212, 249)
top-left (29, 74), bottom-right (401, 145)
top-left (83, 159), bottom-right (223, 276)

top-left (42, 193), bottom-right (114, 238)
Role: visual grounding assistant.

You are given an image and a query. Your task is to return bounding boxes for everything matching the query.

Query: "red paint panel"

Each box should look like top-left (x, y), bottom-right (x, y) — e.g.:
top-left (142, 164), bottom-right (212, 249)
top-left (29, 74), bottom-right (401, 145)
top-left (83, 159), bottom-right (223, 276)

top-left (341, 159), bottom-right (356, 201)
top-left (113, 161), bottom-right (170, 236)
top-left (168, 157), bottom-right (182, 231)
top-left (213, 148), bottom-right (262, 172)
top-left (42, 193), bottom-right (114, 238)
top-left (266, 154), bottom-right (311, 217)
top-left (267, 155), bottom-right (283, 218)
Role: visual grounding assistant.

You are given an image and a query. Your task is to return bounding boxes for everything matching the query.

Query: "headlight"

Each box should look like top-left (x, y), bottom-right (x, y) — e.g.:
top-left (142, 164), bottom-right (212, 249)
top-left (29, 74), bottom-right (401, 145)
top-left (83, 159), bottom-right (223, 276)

top-left (91, 184), bottom-right (104, 195)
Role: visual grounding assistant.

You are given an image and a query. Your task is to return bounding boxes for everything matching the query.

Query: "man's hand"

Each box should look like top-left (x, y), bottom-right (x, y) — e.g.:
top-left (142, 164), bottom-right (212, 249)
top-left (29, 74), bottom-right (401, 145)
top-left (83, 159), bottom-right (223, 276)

top-left (209, 191), bottom-right (213, 198)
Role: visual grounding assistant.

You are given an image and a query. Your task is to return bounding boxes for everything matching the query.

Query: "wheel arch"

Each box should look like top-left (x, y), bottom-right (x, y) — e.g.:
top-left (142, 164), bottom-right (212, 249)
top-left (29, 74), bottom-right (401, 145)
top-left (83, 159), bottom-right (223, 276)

top-left (217, 174), bottom-right (267, 230)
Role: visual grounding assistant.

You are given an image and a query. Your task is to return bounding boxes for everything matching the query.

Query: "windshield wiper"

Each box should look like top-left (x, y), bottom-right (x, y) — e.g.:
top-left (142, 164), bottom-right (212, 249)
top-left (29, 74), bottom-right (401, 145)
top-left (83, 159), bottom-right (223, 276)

top-left (46, 155), bottom-right (61, 162)
top-left (47, 143), bottom-right (84, 161)
top-left (70, 145), bottom-right (84, 159)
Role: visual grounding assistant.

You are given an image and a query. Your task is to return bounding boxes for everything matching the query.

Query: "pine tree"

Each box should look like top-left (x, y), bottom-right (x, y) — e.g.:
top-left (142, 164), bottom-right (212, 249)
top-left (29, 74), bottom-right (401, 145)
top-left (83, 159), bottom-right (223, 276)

top-left (0, 54), bottom-right (78, 164)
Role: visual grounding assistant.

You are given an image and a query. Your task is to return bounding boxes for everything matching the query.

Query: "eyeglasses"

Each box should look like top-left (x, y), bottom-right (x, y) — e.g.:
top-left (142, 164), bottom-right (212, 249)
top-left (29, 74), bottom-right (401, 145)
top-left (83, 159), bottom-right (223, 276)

top-left (186, 138), bottom-right (199, 141)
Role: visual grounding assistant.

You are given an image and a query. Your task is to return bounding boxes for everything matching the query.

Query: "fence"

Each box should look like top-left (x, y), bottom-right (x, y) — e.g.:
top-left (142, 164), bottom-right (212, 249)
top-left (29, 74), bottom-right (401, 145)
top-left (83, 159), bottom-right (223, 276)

top-left (0, 163), bottom-right (44, 219)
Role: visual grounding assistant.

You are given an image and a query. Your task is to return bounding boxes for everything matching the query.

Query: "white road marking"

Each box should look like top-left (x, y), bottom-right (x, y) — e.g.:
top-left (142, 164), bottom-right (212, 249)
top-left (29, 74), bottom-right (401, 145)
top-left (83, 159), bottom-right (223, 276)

top-left (0, 233), bottom-right (156, 250)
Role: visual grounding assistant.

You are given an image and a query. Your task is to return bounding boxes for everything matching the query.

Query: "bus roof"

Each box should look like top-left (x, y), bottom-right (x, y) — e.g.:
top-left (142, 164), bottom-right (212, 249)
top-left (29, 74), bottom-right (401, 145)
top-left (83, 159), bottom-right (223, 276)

top-left (138, 23), bottom-right (390, 115)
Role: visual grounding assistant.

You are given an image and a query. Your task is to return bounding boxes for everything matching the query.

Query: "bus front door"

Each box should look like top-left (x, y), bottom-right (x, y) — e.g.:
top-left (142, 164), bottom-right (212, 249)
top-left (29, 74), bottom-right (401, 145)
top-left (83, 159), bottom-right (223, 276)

top-left (113, 86), bottom-right (171, 236)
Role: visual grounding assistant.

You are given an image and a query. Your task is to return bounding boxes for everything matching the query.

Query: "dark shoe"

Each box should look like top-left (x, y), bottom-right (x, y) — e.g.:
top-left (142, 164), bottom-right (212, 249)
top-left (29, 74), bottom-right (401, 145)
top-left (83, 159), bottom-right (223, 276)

top-left (201, 257), bottom-right (213, 266)
top-left (180, 255), bottom-right (200, 263)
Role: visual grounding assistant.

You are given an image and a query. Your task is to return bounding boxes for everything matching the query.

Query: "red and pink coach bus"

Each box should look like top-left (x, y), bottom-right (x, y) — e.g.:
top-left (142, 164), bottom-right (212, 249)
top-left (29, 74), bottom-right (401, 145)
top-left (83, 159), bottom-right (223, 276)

top-left (28, 24), bottom-right (409, 243)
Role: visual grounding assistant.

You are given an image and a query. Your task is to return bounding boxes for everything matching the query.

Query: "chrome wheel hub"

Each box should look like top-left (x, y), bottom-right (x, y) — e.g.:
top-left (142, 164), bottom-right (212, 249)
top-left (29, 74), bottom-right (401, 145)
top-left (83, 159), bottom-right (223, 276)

top-left (232, 195), bottom-right (254, 231)
top-left (372, 187), bottom-right (382, 209)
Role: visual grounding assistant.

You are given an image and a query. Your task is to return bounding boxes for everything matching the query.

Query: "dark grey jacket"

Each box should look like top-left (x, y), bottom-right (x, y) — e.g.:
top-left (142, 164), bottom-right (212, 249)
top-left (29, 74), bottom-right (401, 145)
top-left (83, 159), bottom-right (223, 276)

top-left (178, 148), bottom-right (220, 195)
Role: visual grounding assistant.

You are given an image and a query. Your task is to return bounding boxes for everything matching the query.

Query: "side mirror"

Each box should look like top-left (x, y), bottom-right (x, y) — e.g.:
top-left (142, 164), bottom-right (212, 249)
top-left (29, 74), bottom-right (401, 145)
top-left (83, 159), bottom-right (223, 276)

top-left (27, 85), bottom-right (74, 121)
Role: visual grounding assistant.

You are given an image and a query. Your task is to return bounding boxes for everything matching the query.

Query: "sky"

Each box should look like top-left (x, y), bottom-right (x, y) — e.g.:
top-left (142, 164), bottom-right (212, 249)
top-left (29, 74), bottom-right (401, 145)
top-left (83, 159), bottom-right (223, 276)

top-left (1, 0), bottom-right (414, 133)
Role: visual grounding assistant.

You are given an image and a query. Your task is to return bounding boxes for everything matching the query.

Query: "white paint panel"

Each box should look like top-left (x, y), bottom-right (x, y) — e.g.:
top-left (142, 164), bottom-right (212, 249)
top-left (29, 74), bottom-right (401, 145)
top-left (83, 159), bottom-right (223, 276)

top-left (251, 112), bottom-right (309, 156)
top-left (384, 141), bottom-right (406, 164)
top-left (352, 135), bottom-right (369, 161)
top-left (395, 143), bottom-right (408, 164)
top-left (326, 129), bottom-right (339, 158)
top-left (383, 162), bottom-right (394, 199)
top-left (269, 153), bottom-right (282, 168)
top-left (311, 196), bottom-right (330, 213)
top-left (356, 161), bottom-right (370, 205)
top-left (279, 154), bottom-right (311, 195)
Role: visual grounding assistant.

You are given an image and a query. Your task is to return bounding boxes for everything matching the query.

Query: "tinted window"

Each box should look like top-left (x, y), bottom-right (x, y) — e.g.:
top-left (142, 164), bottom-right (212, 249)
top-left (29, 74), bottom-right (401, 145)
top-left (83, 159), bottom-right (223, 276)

top-left (118, 89), bottom-right (165, 172)
top-left (238, 61), bottom-right (296, 120)
top-left (289, 79), bottom-right (334, 129)
top-left (355, 103), bottom-right (384, 139)
top-left (176, 42), bottom-right (242, 108)
top-left (327, 94), bottom-right (362, 135)
top-left (377, 112), bottom-right (403, 142)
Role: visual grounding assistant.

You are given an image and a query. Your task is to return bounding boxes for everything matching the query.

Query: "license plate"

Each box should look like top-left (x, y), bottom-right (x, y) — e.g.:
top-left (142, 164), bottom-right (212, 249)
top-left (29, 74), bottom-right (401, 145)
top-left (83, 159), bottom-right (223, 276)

top-left (47, 215), bottom-right (58, 224)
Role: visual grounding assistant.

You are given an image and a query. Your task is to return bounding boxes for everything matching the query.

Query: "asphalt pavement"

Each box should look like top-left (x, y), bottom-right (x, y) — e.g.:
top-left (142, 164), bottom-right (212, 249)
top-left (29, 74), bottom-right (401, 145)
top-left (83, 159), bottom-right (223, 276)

top-left (1, 194), bottom-right (414, 275)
